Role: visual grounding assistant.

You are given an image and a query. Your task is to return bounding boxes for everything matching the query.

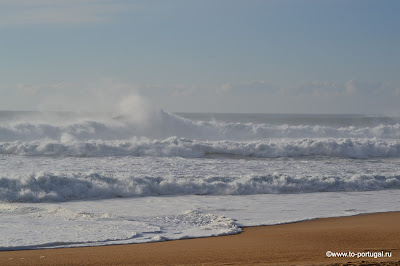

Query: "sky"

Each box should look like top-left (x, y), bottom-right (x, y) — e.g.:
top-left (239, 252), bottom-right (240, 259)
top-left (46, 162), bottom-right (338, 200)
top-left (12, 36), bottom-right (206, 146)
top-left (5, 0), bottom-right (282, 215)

top-left (1, 0), bottom-right (399, 114)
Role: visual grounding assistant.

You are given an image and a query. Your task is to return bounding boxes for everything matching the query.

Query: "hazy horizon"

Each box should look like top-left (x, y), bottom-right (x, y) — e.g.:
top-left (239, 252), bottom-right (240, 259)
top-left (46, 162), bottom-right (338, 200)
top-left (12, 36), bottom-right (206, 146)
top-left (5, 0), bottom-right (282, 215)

top-left (1, 0), bottom-right (399, 115)
top-left (1, 109), bottom-right (398, 117)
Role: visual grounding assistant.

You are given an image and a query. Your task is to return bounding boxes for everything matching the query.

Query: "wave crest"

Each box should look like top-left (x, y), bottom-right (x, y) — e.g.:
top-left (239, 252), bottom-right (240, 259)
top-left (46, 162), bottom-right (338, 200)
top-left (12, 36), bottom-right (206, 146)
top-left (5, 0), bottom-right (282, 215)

top-left (1, 111), bottom-right (400, 142)
top-left (1, 138), bottom-right (399, 159)
top-left (1, 171), bottom-right (399, 202)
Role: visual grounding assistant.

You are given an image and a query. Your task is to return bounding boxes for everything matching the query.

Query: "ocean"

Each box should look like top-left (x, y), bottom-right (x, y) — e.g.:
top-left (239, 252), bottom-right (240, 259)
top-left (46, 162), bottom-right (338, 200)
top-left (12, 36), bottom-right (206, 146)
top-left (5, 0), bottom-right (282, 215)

top-left (1, 110), bottom-right (400, 250)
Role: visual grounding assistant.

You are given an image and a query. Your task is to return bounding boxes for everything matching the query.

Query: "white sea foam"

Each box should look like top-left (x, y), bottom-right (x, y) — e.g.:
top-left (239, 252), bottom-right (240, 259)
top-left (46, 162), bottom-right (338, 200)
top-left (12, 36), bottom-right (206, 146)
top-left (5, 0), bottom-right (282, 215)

top-left (1, 111), bottom-right (399, 159)
top-left (0, 137), bottom-right (399, 158)
top-left (2, 190), bottom-right (400, 250)
top-left (0, 110), bottom-right (399, 142)
top-left (1, 171), bottom-right (399, 203)
top-left (1, 110), bottom-right (400, 250)
top-left (0, 204), bottom-right (239, 250)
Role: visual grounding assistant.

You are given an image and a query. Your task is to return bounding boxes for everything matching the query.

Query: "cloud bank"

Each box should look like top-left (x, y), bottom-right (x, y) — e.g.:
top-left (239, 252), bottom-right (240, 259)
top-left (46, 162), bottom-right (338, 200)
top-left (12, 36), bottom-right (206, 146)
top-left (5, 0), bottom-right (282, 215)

top-left (3, 78), bottom-right (400, 115)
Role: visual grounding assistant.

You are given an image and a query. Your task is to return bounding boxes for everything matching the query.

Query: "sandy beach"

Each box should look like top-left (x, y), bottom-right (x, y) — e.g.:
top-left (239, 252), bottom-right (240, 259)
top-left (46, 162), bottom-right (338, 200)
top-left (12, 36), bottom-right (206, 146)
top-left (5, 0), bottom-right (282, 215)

top-left (1, 212), bottom-right (399, 265)
top-left (2, 0), bottom-right (400, 264)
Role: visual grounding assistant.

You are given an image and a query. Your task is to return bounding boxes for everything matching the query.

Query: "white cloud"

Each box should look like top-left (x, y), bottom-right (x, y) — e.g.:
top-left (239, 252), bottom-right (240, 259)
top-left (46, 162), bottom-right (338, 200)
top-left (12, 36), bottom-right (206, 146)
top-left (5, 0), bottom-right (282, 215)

top-left (0, 0), bottom-right (134, 26)
top-left (13, 79), bottom-right (202, 113)
top-left (216, 83), bottom-right (232, 95)
top-left (344, 80), bottom-right (358, 95)
top-left (13, 78), bottom-right (138, 113)
top-left (171, 85), bottom-right (196, 97)
top-left (17, 83), bottom-right (66, 96)
top-left (216, 80), bottom-right (276, 95)
top-left (344, 80), bottom-right (395, 95)
top-left (6, 78), bottom-right (400, 114)
top-left (281, 81), bottom-right (340, 96)
top-left (281, 80), bottom-right (399, 97)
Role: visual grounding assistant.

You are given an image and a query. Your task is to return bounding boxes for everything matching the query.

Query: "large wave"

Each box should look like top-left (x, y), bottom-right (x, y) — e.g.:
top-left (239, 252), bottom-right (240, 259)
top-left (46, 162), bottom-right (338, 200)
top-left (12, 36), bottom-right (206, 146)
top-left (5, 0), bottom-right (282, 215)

top-left (1, 137), bottom-right (399, 158)
top-left (1, 171), bottom-right (399, 202)
top-left (1, 111), bottom-right (399, 159)
top-left (1, 110), bottom-right (400, 142)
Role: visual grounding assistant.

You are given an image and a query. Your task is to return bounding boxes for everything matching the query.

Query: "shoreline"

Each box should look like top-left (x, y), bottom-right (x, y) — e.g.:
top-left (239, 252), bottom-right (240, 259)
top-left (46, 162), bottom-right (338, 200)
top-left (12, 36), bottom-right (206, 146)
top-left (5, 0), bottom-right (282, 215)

top-left (1, 211), bottom-right (400, 265)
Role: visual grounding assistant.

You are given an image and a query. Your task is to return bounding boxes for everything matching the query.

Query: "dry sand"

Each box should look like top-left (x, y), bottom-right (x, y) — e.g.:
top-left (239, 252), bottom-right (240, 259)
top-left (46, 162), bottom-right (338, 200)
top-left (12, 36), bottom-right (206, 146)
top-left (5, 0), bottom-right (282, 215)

top-left (1, 212), bottom-right (399, 265)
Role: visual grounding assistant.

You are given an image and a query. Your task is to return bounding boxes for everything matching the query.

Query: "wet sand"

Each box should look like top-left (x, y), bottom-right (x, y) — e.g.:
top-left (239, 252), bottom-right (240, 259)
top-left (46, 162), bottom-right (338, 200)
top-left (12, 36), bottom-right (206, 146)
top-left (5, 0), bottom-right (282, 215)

top-left (1, 212), bottom-right (399, 265)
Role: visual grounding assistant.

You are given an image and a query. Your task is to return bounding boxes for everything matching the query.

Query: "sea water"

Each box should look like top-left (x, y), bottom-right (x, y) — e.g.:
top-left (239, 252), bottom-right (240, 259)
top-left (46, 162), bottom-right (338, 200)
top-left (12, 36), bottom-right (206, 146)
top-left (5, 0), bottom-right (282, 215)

top-left (0, 111), bottom-right (399, 250)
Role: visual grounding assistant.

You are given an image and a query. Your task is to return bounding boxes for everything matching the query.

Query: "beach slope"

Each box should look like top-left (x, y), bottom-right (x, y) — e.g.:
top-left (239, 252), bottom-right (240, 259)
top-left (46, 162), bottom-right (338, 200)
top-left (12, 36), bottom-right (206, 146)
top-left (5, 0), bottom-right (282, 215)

top-left (1, 212), bottom-right (399, 265)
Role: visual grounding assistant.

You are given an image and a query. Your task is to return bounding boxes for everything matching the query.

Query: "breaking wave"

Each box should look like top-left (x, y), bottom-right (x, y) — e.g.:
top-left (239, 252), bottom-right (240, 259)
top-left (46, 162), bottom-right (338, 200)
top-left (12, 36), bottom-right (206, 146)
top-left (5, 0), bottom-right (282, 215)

top-left (0, 138), bottom-right (399, 158)
top-left (1, 111), bottom-right (399, 159)
top-left (1, 171), bottom-right (399, 202)
top-left (0, 110), bottom-right (399, 142)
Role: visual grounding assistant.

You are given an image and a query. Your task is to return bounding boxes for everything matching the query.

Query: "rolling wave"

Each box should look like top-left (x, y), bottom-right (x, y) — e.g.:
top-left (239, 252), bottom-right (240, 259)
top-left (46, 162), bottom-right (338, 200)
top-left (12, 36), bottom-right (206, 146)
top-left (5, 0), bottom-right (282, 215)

top-left (0, 110), bottom-right (399, 142)
top-left (1, 171), bottom-right (399, 202)
top-left (0, 137), bottom-right (399, 158)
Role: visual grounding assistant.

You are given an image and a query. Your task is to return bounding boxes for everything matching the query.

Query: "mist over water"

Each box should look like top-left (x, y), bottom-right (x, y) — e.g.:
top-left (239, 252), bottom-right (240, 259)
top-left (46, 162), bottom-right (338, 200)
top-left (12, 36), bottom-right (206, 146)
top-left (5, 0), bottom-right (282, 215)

top-left (0, 102), bottom-right (400, 159)
top-left (2, 0), bottom-right (400, 250)
top-left (1, 94), bottom-right (400, 202)
top-left (1, 94), bottom-right (400, 250)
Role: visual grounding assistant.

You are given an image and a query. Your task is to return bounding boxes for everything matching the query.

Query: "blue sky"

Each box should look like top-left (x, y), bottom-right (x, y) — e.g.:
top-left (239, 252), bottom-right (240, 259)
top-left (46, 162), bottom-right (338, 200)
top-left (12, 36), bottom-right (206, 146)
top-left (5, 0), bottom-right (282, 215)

top-left (1, 0), bottom-right (399, 114)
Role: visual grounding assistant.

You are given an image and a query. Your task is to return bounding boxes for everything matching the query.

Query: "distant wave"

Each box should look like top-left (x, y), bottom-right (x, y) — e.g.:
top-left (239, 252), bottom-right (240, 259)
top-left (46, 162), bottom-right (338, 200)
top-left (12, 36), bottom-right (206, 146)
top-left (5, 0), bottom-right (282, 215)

top-left (0, 137), bottom-right (399, 158)
top-left (1, 171), bottom-right (399, 202)
top-left (0, 110), bottom-right (400, 142)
